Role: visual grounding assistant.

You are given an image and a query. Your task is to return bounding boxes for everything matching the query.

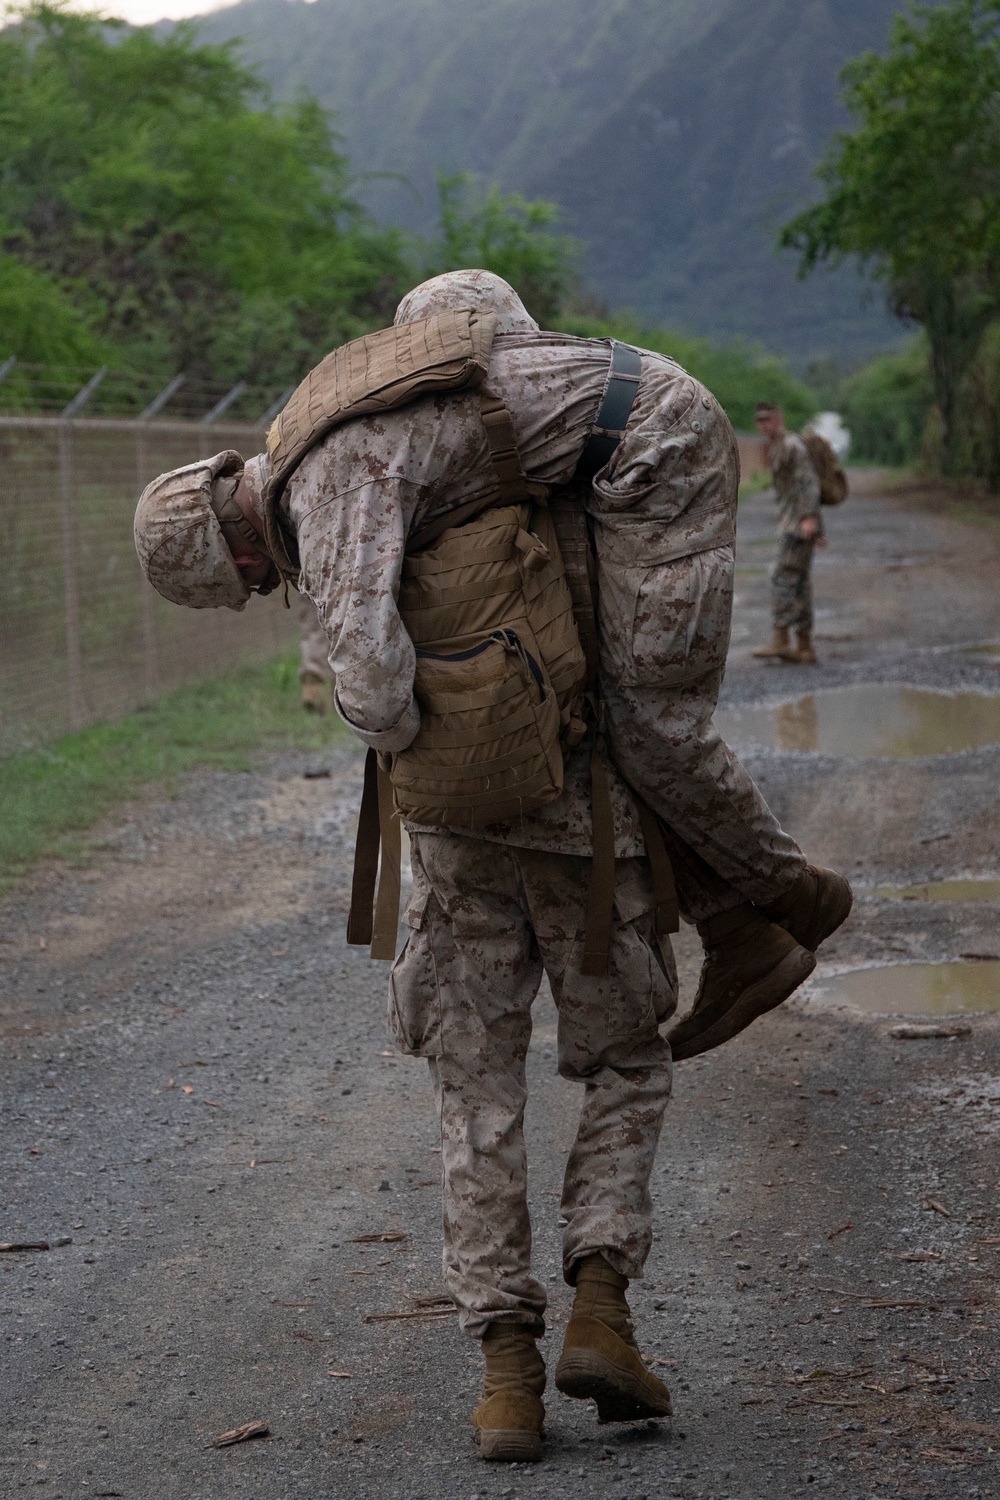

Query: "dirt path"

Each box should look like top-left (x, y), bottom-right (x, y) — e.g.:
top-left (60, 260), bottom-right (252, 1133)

top-left (2, 474), bottom-right (999, 1499)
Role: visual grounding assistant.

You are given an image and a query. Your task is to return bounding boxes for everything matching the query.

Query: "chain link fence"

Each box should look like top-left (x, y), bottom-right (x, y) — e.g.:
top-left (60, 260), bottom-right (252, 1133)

top-left (0, 411), bottom-right (297, 756)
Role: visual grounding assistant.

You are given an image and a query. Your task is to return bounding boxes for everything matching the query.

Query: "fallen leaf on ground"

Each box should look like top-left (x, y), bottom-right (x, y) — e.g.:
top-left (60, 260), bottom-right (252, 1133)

top-left (350, 1232), bottom-right (408, 1244)
top-left (922, 1198), bottom-right (951, 1217)
top-left (181, 1086), bottom-right (194, 1096)
top-left (211, 1421), bottom-right (269, 1448)
top-left (646, 1356), bottom-right (677, 1368)
top-left (166, 1078), bottom-right (175, 1088)
top-left (203, 1100), bottom-right (220, 1108)
top-left (894, 1249), bottom-right (943, 1262)
top-left (975, 1236), bottom-right (1000, 1245)
top-left (38, 937), bottom-right (46, 950)
top-left (0, 1241), bottom-right (49, 1252)
top-left (328, 1370), bottom-right (352, 1378)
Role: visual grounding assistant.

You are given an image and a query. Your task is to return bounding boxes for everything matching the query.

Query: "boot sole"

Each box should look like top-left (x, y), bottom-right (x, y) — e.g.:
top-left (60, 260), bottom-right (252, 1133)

top-left (668, 944), bottom-right (816, 1062)
top-left (554, 1350), bottom-right (672, 1422)
top-left (475, 1428), bottom-right (543, 1462)
top-left (786, 871), bottom-right (853, 952)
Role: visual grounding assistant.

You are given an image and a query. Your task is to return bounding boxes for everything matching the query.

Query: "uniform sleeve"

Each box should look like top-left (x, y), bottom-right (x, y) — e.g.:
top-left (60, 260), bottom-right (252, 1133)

top-left (293, 476), bottom-right (423, 753)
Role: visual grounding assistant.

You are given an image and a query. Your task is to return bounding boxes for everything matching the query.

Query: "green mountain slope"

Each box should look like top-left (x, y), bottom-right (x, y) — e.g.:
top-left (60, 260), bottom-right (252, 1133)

top-left (194, 0), bottom-right (914, 363)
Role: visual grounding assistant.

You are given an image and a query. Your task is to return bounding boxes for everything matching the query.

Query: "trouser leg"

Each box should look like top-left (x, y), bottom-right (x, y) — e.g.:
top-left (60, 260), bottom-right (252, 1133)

top-left (771, 535), bottom-right (815, 632)
top-left (513, 851), bottom-right (675, 1283)
top-left (389, 833), bottom-right (545, 1339)
top-left (605, 669), bottom-right (805, 914)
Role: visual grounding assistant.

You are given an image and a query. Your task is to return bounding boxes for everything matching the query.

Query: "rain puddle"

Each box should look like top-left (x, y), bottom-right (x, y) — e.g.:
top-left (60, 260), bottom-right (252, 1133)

top-left (717, 684), bottom-right (1000, 757)
top-left (874, 879), bottom-right (1000, 902)
top-left (810, 962), bottom-right (1000, 1016)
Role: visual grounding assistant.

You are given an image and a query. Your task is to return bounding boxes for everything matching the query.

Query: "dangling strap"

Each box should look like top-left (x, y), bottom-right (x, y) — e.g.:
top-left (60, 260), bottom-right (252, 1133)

top-left (346, 749), bottom-right (404, 960)
top-left (634, 797), bottom-right (680, 936)
top-left (549, 485), bottom-right (678, 965)
top-left (347, 748), bottom-right (381, 947)
top-left (371, 763), bottom-right (402, 960)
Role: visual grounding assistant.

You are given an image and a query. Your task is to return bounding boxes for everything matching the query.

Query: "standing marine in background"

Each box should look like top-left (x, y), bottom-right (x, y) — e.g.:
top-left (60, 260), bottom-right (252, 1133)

top-left (752, 400), bottom-right (824, 666)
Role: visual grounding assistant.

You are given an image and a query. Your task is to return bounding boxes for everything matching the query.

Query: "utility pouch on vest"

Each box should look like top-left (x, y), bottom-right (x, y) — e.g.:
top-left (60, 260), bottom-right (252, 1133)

top-left (387, 498), bottom-right (586, 828)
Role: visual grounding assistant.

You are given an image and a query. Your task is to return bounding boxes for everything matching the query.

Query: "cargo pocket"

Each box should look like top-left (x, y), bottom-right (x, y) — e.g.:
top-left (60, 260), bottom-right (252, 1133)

top-left (599, 546), bottom-right (734, 688)
top-left (390, 627), bottom-right (564, 828)
top-left (606, 860), bottom-right (678, 1037)
top-left (387, 887), bottom-right (443, 1058)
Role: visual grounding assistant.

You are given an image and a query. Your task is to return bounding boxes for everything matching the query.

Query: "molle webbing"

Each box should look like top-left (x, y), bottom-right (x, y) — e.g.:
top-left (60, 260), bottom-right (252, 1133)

top-left (260, 308), bottom-right (499, 582)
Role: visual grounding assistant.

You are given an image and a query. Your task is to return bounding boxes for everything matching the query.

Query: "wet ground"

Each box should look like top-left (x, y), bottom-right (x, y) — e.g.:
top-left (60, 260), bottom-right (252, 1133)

top-left (2, 470), bottom-right (999, 1498)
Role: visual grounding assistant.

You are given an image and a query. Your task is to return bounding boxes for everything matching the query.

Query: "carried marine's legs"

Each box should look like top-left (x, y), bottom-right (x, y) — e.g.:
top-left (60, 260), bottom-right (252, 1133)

top-left (390, 833), bottom-right (675, 1460)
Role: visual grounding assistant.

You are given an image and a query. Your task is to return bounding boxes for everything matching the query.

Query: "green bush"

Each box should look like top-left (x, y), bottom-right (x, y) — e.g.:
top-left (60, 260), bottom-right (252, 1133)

top-left (840, 338), bottom-right (935, 465)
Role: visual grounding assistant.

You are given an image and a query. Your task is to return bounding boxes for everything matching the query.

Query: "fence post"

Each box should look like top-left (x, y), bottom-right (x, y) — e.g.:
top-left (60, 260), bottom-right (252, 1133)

top-left (135, 427), bottom-right (160, 698)
top-left (57, 421), bottom-right (86, 730)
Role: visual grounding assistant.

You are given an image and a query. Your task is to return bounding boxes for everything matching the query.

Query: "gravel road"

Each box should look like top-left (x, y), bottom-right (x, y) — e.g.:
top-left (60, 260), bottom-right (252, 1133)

top-left (2, 473), bottom-right (999, 1499)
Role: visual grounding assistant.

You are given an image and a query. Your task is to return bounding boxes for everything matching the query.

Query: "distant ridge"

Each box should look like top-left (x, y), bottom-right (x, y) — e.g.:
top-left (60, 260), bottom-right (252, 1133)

top-left (193, 0), bottom-right (915, 364)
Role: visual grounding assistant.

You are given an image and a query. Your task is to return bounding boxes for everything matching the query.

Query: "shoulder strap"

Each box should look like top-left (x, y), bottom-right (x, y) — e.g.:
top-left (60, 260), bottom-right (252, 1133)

top-left (575, 341), bottom-right (642, 480)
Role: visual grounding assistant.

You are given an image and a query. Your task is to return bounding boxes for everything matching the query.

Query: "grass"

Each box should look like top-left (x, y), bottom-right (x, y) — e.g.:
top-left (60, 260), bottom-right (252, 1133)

top-left (0, 653), bottom-right (351, 890)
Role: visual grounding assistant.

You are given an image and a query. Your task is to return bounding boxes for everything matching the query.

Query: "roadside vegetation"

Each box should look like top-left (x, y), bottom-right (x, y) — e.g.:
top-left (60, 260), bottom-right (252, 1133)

top-left (782, 0), bottom-right (1000, 485)
top-left (0, 3), bottom-right (816, 433)
top-left (0, 655), bottom-right (350, 890)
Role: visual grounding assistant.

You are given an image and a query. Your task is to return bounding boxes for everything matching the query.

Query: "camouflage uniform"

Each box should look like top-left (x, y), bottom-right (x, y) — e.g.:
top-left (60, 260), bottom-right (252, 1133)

top-left (768, 432), bottom-right (821, 632)
top-left (295, 591), bottom-right (333, 683)
top-left (391, 831), bottom-right (675, 1337)
top-left (239, 326), bottom-right (813, 1332)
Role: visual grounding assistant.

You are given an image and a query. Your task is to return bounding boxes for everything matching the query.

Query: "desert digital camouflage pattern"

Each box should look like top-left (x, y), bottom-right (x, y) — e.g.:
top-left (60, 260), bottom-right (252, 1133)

top-left (395, 269), bottom-right (540, 333)
top-left (390, 830), bottom-right (675, 1337)
top-left (133, 450), bottom-right (250, 611)
top-left (771, 534), bottom-right (816, 632)
top-left (265, 331), bottom-right (800, 893)
top-left (768, 430), bottom-right (822, 537)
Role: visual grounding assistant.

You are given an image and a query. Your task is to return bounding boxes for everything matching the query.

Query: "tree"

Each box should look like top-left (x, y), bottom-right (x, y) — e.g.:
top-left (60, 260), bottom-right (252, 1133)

top-left (0, 4), bottom-right (409, 385)
top-left (426, 173), bottom-right (577, 328)
top-left (0, 247), bottom-right (104, 365)
top-left (779, 0), bottom-right (1000, 473)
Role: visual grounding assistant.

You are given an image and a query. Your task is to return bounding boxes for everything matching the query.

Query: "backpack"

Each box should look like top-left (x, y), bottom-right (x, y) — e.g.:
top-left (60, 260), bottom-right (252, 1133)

top-left (802, 429), bottom-right (849, 507)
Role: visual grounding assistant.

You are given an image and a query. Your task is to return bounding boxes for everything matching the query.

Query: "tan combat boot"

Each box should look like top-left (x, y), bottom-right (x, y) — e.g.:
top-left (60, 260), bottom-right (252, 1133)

top-left (795, 629), bottom-right (818, 665)
top-left (760, 864), bottom-right (853, 952)
top-left (555, 1254), bottom-right (672, 1422)
top-left (752, 626), bottom-right (798, 662)
top-left (300, 671), bottom-right (330, 714)
top-left (666, 904), bottom-right (815, 1062)
top-left (471, 1324), bottom-right (546, 1462)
